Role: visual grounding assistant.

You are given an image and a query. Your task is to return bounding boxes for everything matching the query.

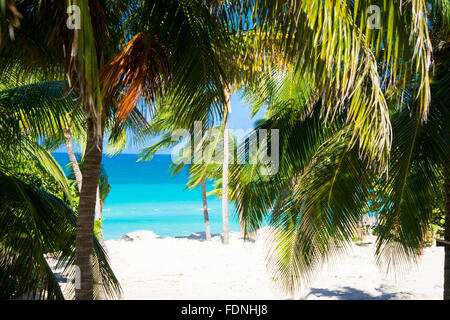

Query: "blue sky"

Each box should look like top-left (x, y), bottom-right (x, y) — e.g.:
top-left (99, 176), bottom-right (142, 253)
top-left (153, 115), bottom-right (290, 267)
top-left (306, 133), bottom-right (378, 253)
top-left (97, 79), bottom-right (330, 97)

top-left (55, 91), bottom-right (266, 155)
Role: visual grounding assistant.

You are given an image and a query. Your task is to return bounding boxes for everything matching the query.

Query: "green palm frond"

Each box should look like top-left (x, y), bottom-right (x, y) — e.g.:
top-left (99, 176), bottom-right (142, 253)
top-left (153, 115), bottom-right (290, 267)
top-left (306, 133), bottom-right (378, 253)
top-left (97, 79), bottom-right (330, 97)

top-left (431, 0), bottom-right (450, 37)
top-left (374, 47), bottom-right (449, 272)
top-left (231, 35), bottom-right (448, 295)
top-left (228, 68), bottom-right (374, 294)
top-left (0, 80), bottom-right (82, 141)
top-left (267, 129), bottom-right (373, 293)
top-left (222, 0), bottom-right (435, 166)
top-left (66, 0), bottom-right (104, 137)
top-left (139, 133), bottom-right (177, 162)
top-left (0, 1), bottom-right (69, 83)
top-left (0, 131), bottom-right (71, 199)
top-left (232, 118), bottom-right (372, 294)
top-left (104, 126), bottom-right (127, 156)
top-left (232, 105), bottom-right (334, 233)
top-left (0, 170), bottom-right (121, 299)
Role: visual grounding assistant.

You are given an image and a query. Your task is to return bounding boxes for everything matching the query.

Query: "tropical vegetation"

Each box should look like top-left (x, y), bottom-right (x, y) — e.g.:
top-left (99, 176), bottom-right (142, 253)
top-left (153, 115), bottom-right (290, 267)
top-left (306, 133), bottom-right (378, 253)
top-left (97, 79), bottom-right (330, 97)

top-left (0, 0), bottom-right (448, 300)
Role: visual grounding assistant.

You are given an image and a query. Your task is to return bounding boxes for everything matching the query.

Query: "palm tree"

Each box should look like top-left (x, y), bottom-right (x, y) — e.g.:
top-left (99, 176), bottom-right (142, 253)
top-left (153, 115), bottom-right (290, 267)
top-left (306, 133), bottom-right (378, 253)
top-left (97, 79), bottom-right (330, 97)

top-left (0, 81), bottom-right (121, 299)
top-left (230, 48), bottom-right (449, 298)
top-left (1, 0), bottom-right (442, 299)
top-left (63, 128), bottom-right (83, 192)
top-left (0, 1), bottom-right (124, 299)
top-left (0, 71), bottom-right (130, 252)
top-left (137, 101), bottom-right (222, 241)
top-left (221, 88), bottom-right (231, 244)
top-left (201, 178), bottom-right (212, 240)
top-left (1, 0), bottom-right (233, 299)
top-left (190, 0), bottom-right (443, 298)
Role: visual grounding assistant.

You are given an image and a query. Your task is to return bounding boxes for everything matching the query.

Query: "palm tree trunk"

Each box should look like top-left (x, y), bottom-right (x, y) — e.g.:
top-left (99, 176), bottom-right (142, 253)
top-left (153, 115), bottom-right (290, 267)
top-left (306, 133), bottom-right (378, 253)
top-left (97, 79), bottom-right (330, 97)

top-left (222, 88), bottom-right (230, 245)
top-left (95, 187), bottom-right (102, 221)
top-left (64, 127), bottom-right (106, 249)
top-left (64, 128), bottom-right (83, 191)
top-left (75, 117), bottom-right (103, 300)
top-left (236, 183), bottom-right (245, 237)
top-left (444, 177), bottom-right (450, 300)
top-left (201, 178), bottom-right (211, 241)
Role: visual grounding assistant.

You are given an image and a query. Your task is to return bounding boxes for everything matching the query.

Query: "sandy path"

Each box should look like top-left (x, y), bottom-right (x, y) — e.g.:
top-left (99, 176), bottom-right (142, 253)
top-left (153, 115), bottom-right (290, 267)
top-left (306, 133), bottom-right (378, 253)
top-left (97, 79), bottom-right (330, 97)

top-left (105, 230), bottom-right (444, 300)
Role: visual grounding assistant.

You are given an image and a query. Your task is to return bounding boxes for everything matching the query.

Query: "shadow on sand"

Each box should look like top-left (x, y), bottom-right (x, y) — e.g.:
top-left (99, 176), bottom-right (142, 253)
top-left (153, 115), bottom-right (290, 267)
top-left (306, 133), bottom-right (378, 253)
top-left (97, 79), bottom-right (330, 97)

top-left (303, 286), bottom-right (410, 300)
top-left (174, 232), bottom-right (222, 241)
top-left (174, 231), bottom-right (256, 243)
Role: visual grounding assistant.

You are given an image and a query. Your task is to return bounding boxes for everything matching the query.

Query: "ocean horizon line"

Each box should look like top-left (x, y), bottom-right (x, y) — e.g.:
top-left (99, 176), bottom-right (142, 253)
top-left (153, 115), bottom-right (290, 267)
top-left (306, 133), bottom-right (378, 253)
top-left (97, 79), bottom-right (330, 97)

top-left (52, 151), bottom-right (174, 156)
top-left (53, 152), bottom-right (241, 240)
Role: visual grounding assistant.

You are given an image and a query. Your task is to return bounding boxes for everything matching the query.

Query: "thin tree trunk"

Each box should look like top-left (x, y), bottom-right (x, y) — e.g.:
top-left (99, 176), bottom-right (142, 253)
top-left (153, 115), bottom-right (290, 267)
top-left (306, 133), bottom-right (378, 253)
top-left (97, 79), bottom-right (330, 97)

top-left (75, 117), bottom-right (103, 300)
top-left (201, 178), bottom-right (211, 241)
top-left (94, 185), bottom-right (108, 256)
top-left (222, 88), bottom-right (230, 245)
top-left (64, 128), bottom-right (83, 191)
top-left (95, 186), bottom-right (102, 221)
top-left (444, 177), bottom-right (450, 300)
top-left (236, 183), bottom-right (245, 237)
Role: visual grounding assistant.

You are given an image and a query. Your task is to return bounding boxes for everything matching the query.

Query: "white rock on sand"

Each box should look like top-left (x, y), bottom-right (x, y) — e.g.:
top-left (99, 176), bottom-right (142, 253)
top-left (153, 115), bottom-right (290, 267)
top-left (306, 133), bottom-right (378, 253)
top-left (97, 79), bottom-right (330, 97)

top-left (105, 229), bottom-right (444, 300)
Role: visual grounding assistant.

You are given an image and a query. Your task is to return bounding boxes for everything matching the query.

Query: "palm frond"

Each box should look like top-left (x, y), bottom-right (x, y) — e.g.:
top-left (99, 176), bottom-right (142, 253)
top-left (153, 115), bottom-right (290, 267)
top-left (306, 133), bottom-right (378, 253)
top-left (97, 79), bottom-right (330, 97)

top-left (0, 132), bottom-right (71, 199)
top-left (0, 169), bottom-right (121, 299)
top-left (0, 80), bottom-right (82, 142)
top-left (223, 0), bottom-right (435, 165)
top-left (260, 129), bottom-right (372, 294)
top-left (374, 47), bottom-right (449, 272)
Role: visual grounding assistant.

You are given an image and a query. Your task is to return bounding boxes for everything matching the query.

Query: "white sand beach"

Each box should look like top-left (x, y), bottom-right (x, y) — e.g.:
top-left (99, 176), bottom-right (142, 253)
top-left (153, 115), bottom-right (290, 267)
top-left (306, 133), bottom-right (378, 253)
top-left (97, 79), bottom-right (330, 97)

top-left (105, 229), bottom-right (444, 300)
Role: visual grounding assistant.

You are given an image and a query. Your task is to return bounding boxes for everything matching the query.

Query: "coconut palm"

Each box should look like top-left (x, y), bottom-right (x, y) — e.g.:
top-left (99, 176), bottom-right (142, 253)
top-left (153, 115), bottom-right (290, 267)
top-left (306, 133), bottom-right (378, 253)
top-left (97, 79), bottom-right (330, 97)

top-left (1, 0), bottom-right (233, 299)
top-left (141, 0), bottom-right (449, 297)
top-left (0, 72), bottom-right (142, 246)
top-left (180, 0), bottom-right (444, 297)
top-left (137, 98), bottom-right (221, 241)
top-left (137, 31), bottom-right (283, 244)
top-left (144, 0), bottom-right (447, 299)
top-left (0, 0), bottom-right (444, 300)
top-left (229, 42), bottom-right (448, 297)
top-left (0, 0), bottom-right (123, 299)
top-left (0, 80), bottom-right (121, 299)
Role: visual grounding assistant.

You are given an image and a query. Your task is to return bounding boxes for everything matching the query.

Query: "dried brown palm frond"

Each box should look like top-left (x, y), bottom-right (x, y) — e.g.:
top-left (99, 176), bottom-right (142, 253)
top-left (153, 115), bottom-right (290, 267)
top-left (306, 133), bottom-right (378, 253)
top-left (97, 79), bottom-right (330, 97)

top-left (100, 32), bottom-right (168, 125)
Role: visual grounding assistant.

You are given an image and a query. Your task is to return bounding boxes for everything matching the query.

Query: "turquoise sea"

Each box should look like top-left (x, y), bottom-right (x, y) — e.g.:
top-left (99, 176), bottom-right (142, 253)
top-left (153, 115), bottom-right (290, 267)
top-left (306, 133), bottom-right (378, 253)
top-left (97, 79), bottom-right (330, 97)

top-left (53, 153), bottom-right (240, 240)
